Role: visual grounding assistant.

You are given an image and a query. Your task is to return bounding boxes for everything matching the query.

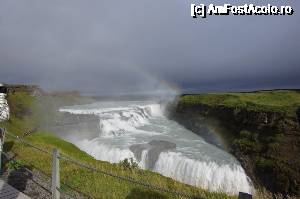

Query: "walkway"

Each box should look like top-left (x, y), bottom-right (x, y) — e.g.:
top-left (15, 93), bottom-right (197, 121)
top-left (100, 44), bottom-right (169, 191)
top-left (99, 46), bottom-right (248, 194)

top-left (0, 179), bottom-right (30, 199)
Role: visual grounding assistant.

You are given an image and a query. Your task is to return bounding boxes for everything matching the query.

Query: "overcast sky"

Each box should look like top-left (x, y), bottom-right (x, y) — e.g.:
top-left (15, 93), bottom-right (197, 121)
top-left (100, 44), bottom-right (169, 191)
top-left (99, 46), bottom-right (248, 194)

top-left (0, 0), bottom-right (299, 95)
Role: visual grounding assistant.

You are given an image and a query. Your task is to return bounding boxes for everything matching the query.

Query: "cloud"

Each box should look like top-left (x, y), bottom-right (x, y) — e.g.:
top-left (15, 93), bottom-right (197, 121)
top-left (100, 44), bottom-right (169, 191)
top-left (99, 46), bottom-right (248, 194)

top-left (0, 0), bottom-right (299, 94)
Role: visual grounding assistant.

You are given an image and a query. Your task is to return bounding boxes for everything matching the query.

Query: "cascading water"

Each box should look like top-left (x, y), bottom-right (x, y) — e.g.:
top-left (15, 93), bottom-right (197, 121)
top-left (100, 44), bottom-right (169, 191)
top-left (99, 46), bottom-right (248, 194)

top-left (59, 101), bottom-right (253, 195)
top-left (0, 92), bottom-right (9, 122)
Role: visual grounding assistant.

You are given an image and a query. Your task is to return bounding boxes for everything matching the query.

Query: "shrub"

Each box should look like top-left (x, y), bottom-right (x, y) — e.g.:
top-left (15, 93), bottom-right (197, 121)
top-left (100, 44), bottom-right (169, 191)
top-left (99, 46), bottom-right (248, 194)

top-left (7, 159), bottom-right (23, 170)
top-left (255, 158), bottom-right (274, 172)
top-left (239, 130), bottom-right (258, 141)
top-left (267, 142), bottom-right (280, 153)
top-left (118, 158), bottom-right (139, 170)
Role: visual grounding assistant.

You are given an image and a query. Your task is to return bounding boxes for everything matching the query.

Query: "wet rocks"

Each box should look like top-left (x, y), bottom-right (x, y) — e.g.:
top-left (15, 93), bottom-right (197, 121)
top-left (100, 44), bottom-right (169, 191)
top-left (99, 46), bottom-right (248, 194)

top-left (130, 140), bottom-right (176, 169)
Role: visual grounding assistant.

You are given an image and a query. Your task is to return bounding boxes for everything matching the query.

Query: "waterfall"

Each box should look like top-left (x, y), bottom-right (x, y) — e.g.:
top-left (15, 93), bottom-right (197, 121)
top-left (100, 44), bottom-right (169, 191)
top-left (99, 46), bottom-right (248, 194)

top-left (59, 101), bottom-right (253, 195)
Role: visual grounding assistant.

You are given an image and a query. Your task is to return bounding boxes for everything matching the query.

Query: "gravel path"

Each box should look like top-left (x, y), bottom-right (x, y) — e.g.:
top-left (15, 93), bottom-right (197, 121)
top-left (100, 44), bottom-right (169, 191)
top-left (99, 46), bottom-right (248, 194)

top-left (0, 166), bottom-right (86, 199)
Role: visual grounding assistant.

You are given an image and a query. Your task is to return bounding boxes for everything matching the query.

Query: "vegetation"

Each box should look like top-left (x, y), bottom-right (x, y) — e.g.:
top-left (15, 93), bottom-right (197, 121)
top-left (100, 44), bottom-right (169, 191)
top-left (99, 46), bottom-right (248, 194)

top-left (175, 90), bottom-right (300, 197)
top-left (2, 92), bottom-right (40, 136)
top-left (118, 158), bottom-right (140, 170)
top-left (232, 128), bottom-right (300, 196)
top-left (179, 90), bottom-right (300, 118)
top-left (0, 90), bottom-right (235, 199)
top-left (7, 159), bottom-right (24, 170)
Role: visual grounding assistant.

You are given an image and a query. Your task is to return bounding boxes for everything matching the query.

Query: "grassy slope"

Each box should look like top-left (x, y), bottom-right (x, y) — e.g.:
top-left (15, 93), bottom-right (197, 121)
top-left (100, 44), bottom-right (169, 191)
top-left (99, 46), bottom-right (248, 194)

top-left (179, 90), bottom-right (300, 118)
top-left (0, 91), bottom-right (234, 199)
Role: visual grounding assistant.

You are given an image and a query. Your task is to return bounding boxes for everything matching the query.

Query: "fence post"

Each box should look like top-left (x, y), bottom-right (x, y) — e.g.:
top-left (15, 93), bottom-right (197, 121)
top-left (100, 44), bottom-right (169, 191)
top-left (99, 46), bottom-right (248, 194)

top-left (52, 148), bottom-right (60, 199)
top-left (0, 128), bottom-right (5, 172)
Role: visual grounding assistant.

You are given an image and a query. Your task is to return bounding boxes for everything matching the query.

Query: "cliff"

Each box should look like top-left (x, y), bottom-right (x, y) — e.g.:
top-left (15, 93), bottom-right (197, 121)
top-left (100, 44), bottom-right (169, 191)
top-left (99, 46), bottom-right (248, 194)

top-left (0, 84), bottom-right (42, 96)
top-left (168, 90), bottom-right (300, 197)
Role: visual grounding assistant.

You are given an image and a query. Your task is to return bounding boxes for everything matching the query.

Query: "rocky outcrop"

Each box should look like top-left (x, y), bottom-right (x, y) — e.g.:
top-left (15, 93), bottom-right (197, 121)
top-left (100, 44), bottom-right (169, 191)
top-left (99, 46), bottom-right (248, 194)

top-left (130, 140), bottom-right (176, 169)
top-left (168, 102), bottom-right (300, 197)
top-left (1, 84), bottom-right (41, 94)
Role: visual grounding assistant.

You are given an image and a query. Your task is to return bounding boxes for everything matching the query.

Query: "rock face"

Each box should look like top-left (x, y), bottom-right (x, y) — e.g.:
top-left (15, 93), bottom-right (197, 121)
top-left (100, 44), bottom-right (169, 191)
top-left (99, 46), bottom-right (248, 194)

top-left (0, 84), bottom-right (44, 99)
top-left (1, 84), bottom-right (41, 94)
top-left (130, 140), bottom-right (176, 169)
top-left (168, 102), bottom-right (300, 197)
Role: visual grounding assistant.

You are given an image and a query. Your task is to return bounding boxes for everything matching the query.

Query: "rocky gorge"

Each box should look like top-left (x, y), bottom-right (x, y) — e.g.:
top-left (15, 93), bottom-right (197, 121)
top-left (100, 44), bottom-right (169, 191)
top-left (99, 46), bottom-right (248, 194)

top-left (167, 92), bottom-right (300, 197)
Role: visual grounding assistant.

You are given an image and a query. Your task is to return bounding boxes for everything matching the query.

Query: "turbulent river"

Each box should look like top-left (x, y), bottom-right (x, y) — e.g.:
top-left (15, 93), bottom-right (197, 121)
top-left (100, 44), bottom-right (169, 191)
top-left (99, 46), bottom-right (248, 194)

top-left (59, 101), bottom-right (253, 195)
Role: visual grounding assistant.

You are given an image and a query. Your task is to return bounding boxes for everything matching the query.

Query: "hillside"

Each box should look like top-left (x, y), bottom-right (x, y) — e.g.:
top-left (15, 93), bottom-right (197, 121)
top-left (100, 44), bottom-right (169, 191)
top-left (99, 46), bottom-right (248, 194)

top-left (179, 90), bottom-right (300, 118)
top-left (169, 90), bottom-right (300, 197)
top-left (0, 85), bottom-right (235, 199)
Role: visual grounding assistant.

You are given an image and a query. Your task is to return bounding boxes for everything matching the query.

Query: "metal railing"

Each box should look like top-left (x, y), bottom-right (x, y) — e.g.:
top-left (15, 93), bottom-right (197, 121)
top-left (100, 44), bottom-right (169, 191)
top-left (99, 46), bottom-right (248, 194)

top-left (0, 129), bottom-right (253, 199)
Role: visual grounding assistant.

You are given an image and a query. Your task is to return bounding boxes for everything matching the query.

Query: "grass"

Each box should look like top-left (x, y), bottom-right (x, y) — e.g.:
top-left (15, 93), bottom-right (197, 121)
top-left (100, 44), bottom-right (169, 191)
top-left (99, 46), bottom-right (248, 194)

top-left (6, 132), bottom-right (235, 198)
top-left (0, 91), bottom-right (235, 199)
top-left (1, 92), bottom-right (39, 136)
top-left (178, 90), bottom-right (300, 197)
top-left (179, 90), bottom-right (300, 118)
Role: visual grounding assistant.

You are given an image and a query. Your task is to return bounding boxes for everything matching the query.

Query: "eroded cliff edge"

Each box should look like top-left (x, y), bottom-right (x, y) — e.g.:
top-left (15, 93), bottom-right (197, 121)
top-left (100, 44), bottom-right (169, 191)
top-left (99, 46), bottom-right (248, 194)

top-left (167, 91), bottom-right (300, 196)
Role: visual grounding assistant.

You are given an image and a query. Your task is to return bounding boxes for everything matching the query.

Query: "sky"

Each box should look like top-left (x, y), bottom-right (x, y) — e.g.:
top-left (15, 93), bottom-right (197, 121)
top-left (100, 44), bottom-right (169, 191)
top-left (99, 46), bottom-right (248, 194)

top-left (0, 0), bottom-right (299, 95)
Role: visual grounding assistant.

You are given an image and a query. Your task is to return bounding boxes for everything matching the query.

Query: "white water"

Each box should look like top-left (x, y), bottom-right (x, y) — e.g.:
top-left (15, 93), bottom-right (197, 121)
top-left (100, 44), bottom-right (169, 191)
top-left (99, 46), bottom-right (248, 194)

top-left (0, 93), bottom-right (9, 122)
top-left (59, 101), bottom-right (253, 195)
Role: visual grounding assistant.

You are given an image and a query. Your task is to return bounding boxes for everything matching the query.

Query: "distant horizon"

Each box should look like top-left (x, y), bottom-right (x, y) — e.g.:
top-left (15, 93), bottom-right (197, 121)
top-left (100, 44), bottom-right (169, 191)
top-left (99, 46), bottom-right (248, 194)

top-left (2, 82), bottom-right (299, 98)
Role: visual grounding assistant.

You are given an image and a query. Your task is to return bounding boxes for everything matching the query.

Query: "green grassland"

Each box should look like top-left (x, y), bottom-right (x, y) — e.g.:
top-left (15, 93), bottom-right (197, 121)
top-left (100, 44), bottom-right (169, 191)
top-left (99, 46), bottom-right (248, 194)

top-left (179, 90), bottom-right (300, 118)
top-left (0, 91), bottom-right (234, 199)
